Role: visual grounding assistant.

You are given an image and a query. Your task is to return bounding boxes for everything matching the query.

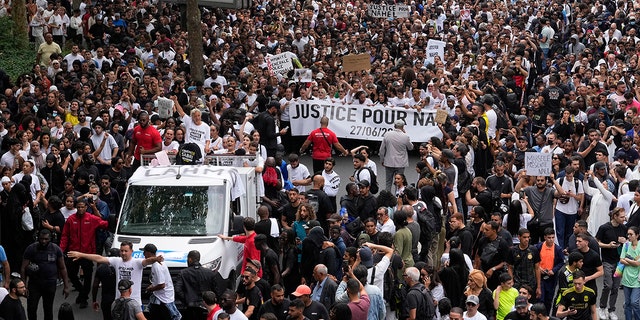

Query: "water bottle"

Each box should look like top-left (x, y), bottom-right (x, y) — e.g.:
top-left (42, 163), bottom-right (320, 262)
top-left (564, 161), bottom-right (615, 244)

top-left (339, 207), bottom-right (346, 217)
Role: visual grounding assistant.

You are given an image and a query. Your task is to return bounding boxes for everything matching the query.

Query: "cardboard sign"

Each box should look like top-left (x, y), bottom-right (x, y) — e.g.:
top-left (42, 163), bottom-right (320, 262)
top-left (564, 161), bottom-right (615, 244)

top-left (342, 53), bottom-right (371, 72)
top-left (435, 109), bottom-right (448, 124)
top-left (266, 52), bottom-right (294, 76)
top-left (426, 39), bottom-right (446, 65)
top-left (156, 97), bottom-right (174, 119)
top-left (525, 152), bottom-right (552, 176)
top-left (367, 4), bottom-right (410, 19)
top-left (294, 69), bottom-right (313, 82)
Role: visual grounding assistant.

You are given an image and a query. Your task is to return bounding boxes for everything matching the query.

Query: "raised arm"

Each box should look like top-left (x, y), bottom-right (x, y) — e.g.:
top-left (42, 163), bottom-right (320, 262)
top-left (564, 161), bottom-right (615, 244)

top-left (67, 251), bottom-right (109, 264)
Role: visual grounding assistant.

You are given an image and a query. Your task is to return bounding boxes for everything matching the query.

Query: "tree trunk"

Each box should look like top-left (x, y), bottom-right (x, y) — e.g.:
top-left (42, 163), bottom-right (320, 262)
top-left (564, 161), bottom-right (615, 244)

top-left (12, 0), bottom-right (29, 50)
top-left (186, 0), bottom-right (204, 83)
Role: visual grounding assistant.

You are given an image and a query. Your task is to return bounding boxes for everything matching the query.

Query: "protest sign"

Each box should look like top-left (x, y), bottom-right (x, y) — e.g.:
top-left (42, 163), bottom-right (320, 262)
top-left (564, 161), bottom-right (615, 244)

top-left (289, 99), bottom-right (442, 142)
top-left (367, 4), bottom-right (410, 19)
top-left (525, 152), bottom-right (552, 176)
top-left (266, 52), bottom-right (294, 76)
top-left (435, 109), bottom-right (448, 124)
top-left (156, 97), bottom-right (174, 119)
top-left (342, 53), bottom-right (371, 72)
top-left (426, 39), bottom-right (446, 65)
top-left (294, 69), bottom-right (313, 82)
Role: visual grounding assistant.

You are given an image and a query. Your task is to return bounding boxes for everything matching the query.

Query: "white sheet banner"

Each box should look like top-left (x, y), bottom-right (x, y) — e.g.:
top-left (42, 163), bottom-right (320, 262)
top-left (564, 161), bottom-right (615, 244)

top-left (289, 100), bottom-right (442, 142)
top-left (367, 4), bottom-right (410, 19)
top-left (426, 39), bottom-right (446, 65)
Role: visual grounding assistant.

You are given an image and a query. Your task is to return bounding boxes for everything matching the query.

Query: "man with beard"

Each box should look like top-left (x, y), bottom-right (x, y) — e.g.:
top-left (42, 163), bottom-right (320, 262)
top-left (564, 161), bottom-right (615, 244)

top-left (21, 229), bottom-right (70, 320)
top-left (125, 111), bottom-right (162, 170)
top-left (519, 175), bottom-right (564, 244)
top-left (258, 284), bottom-right (291, 320)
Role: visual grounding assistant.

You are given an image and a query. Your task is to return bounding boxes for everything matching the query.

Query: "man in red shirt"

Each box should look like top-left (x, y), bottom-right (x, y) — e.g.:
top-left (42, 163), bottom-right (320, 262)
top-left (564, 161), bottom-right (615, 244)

top-left (125, 111), bottom-right (162, 170)
top-left (218, 217), bottom-right (262, 277)
top-left (299, 116), bottom-right (349, 173)
top-left (59, 199), bottom-right (109, 309)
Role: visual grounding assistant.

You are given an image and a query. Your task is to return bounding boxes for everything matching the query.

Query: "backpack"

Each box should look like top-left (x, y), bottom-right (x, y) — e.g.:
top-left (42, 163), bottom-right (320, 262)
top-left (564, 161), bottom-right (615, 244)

top-left (457, 165), bottom-right (473, 195)
top-left (415, 203), bottom-right (437, 246)
top-left (372, 259), bottom-right (399, 310)
top-left (393, 280), bottom-right (409, 315)
top-left (493, 105), bottom-right (509, 130)
top-left (111, 297), bottom-right (132, 320)
top-left (398, 284), bottom-right (431, 319)
top-left (356, 167), bottom-right (379, 194)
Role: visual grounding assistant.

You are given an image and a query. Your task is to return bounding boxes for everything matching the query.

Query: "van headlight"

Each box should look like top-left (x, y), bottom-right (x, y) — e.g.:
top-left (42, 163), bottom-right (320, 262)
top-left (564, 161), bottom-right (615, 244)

top-left (202, 257), bottom-right (222, 272)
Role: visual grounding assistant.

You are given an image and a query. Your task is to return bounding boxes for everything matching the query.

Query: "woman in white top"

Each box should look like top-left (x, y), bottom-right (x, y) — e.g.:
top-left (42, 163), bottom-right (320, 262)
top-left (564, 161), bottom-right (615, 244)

top-left (60, 195), bottom-right (77, 221)
top-left (350, 146), bottom-right (377, 175)
top-left (161, 129), bottom-right (180, 154)
top-left (209, 124), bottom-right (224, 153)
top-left (584, 171), bottom-right (616, 235)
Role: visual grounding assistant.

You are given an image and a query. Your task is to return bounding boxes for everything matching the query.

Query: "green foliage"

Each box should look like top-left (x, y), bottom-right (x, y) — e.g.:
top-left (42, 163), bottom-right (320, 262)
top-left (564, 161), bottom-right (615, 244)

top-left (0, 17), bottom-right (34, 82)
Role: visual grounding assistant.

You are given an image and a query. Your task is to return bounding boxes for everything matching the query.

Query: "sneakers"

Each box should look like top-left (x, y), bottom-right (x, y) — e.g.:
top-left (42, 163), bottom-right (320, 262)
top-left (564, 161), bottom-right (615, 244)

top-left (609, 312), bottom-right (619, 320)
top-left (598, 308), bottom-right (608, 320)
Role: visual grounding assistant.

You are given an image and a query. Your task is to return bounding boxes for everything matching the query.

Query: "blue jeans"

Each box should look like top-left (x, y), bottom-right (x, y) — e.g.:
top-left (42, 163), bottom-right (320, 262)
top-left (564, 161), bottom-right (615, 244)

top-left (624, 286), bottom-right (640, 320)
top-left (555, 209), bottom-right (577, 249)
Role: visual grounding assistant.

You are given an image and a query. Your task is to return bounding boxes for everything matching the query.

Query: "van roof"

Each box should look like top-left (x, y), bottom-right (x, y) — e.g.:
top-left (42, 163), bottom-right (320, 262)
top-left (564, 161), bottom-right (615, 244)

top-left (129, 165), bottom-right (254, 188)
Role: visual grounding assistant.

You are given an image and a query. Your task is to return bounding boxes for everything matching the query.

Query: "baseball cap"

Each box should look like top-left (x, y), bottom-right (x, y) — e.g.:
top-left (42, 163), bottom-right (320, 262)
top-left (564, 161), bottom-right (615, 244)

top-left (357, 180), bottom-right (371, 188)
top-left (327, 213), bottom-right (341, 222)
top-left (291, 285), bottom-right (311, 296)
top-left (515, 296), bottom-right (528, 308)
top-left (359, 247), bottom-right (374, 268)
top-left (442, 149), bottom-right (455, 161)
top-left (117, 279), bottom-right (133, 291)
top-left (466, 295), bottom-right (480, 305)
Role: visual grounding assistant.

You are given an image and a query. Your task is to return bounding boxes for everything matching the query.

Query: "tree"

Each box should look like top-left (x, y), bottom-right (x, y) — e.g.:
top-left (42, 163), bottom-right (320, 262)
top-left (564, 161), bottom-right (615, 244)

top-left (12, 0), bottom-right (29, 50)
top-left (186, 0), bottom-right (204, 83)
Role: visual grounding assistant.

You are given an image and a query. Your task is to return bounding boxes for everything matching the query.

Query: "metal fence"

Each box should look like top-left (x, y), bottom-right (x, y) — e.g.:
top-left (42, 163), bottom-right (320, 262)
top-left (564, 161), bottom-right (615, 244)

top-left (141, 154), bottom-right (258, 166)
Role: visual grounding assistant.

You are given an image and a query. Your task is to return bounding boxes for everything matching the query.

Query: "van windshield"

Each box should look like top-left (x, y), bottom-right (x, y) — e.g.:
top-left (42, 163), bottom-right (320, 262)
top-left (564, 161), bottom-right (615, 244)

top-left (118, 185), bottom-right (226, 236)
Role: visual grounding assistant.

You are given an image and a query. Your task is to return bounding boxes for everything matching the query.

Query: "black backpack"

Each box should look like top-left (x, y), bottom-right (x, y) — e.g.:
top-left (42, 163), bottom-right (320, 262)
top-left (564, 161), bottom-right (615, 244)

top-left (111, 297), bottom-right (132, 320)
top-left (415, 203), bottom-right (437, 246)
top-left (356, 167), bottom-right (379, 194)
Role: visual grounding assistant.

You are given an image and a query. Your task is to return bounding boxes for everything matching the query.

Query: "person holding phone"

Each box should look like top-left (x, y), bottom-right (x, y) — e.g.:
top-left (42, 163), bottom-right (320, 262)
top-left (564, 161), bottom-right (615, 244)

top-left (556, 270), bottom-right (597, 320)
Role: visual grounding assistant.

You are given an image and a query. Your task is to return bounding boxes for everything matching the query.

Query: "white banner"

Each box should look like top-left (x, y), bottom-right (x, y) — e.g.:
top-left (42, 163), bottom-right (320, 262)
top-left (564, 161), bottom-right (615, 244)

top-left (525, 152), bottom-right (552, 176)
top-left (289, 100), bottom-right (442, 142)
top-left (367, 4), bottom-right (410, 19)
top-left (266, 52), bottom-right (294, 76)
top-left (426, 39), bottom-right (446, 65)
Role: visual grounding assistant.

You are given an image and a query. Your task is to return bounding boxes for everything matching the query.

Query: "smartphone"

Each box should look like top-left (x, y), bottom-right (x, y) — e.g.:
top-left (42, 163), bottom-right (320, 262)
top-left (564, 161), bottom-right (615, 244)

top-left (343, 260), bottom-right (350, 274)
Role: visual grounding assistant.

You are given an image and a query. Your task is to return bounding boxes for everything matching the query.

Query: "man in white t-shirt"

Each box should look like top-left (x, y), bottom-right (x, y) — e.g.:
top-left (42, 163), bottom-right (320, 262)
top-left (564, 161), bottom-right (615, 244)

top-left (68, 241), bottom-right (163, 306)
top-left (463, 295), bottom-right (487, 320)
top-left (143, 243), bottom-right (181, 320)
top-left (173, 96), bottom-right (210, 159)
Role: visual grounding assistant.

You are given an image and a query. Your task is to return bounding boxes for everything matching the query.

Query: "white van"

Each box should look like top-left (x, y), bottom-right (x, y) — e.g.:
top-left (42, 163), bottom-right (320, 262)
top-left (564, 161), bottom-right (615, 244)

top-left (112, 165), bottom-right (259, 297)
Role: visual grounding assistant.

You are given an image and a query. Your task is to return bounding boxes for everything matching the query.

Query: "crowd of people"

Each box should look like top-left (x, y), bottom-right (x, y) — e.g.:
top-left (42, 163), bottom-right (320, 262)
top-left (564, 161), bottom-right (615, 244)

top-left (3, 0), bottom-right (640, 319)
